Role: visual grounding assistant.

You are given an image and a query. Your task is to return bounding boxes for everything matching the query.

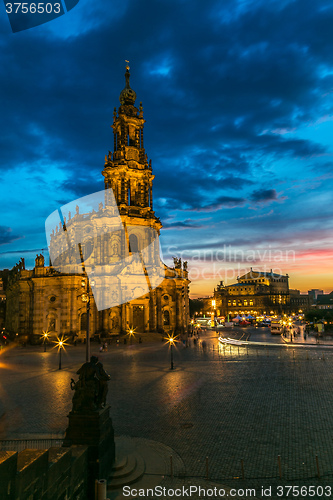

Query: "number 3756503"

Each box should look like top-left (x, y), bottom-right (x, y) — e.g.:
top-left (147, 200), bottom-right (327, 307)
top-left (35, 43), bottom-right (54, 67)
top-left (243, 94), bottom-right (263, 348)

top-left (5, 3), bottom-right (61, 14)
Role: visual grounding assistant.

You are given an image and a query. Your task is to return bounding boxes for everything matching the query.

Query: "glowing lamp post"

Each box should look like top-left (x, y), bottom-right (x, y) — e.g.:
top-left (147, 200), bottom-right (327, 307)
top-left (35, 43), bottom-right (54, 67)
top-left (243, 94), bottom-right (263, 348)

top-left (81, 276), bottom-right (95, 363)
top-left (127, 327), bottom-right (136, 344)
top-left (58, 340), bottom-right (63, 370)
top-left (211, 300), bottom-right (216, 327)
top-left (54, 336), bottom-right (69, 370)
top-left (42, 330), bottom-right (49, 352)
top-left (165, 334), bottom-right (178, 370)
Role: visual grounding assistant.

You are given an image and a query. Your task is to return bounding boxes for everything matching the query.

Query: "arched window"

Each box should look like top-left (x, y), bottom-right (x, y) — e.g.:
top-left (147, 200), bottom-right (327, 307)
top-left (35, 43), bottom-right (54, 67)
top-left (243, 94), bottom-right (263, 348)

top-left (83, 240), bottom-right (94, 260)
top-left (129, 234), bottom-right (139, 253)
top-left (121, 179), bottom-right (126, 203)
top-left (137, 183), bottom-right (141, 205)
top-left (80, 313), bottom-right (87, 333)
top-left (163, 310), bottom-right (170, 326)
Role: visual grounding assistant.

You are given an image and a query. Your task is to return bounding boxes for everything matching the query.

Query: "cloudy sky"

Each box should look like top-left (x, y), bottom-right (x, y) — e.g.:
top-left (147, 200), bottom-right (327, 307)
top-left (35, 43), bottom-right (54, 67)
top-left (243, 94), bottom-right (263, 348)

top-left (1, 0), bottom-right (333, 297)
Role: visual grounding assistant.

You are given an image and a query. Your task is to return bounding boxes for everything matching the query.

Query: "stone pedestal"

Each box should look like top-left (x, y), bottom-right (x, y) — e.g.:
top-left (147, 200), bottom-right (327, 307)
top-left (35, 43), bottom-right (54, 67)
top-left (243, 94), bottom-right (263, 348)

top-left (63, 405), bottom-right (115, 496)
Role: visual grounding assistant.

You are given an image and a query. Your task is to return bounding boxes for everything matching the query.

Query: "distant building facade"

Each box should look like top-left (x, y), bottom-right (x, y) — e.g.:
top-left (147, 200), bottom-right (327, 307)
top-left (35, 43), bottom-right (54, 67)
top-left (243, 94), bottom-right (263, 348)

top-left (5, 68), bottom-right (190, 341)
top-left (308, 289), bottom-right (324, 305)
top-left (289, 289), bottom-right (310, 312)
top-left (214, 269), bottom-right (291, 317)
top-left (316, 292), bottom-right (333, 310)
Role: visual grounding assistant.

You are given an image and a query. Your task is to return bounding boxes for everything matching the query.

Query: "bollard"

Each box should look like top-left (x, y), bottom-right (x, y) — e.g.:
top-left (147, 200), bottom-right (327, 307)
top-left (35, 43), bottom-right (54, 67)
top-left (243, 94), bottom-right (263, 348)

top-left (241, 459), bottom-right (245, 480)
top-left (229, 345), bottom-right (232, 355)
top-left (206, 456), bottom-right (209, 479)
top-left (223, 346), bottom-right (226, 356)
top-left (96, 479), bottom-right (107, 500)
top-left (247, 347), bottom-right (248, 356)
top-left (316, 455), bottom-right (320, 478)
top-left (278, 455), bottom-right (282, 479)
top-left (238, 346), bottom-right (240, 355)
top-left (170, 455), bottom-right (173, 477)
top-left (293, 350), bottom-right (295, 360)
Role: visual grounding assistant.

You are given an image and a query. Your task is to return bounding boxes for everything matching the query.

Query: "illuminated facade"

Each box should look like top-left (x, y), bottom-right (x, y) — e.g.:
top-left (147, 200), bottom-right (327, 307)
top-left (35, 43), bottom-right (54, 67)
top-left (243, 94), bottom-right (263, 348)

top-left (5, 68), bottom-right (190, 341)
top-left (214, 269), bottom-right (290, 317)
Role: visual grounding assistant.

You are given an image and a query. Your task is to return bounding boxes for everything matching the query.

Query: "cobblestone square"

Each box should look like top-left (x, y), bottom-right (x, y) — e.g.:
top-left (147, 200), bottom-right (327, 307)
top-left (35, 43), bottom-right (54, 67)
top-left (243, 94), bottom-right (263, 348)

top-left (1, 330), bottom-right (333, 498)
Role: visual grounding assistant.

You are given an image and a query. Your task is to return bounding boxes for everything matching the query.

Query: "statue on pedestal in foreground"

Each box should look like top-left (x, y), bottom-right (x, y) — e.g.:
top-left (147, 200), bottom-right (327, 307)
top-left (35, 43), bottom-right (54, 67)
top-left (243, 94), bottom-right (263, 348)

top-left (64, 355), bottom-right (115, 497)
top-left (70, 355), bottom-right (111, 412)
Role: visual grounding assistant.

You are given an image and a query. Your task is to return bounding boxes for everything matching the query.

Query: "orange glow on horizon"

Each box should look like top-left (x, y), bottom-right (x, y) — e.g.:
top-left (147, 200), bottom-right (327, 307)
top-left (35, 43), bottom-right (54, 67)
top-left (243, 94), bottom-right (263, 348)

top-left (188, 246), bottom-right (333, 298)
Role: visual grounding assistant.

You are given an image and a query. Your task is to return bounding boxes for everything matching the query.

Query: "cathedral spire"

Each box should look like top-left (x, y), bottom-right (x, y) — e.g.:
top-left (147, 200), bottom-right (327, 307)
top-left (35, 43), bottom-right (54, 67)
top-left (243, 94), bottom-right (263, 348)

top-left (103, 65), bottom-right (156, 217)
top-left (119, 60), bottom-right (136, 105)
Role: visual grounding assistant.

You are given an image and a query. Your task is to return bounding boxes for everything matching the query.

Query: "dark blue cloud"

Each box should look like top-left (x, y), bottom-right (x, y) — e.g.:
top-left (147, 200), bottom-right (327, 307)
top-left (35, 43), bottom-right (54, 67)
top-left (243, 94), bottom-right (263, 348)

top-left (163, 220), bottom-right (203, 229)
top-left (250, 189), bottom-right (278, 203)
top-left (0, 227), bottom-right (23, 245)
top-left (0, 0), bottom-right (333, 288)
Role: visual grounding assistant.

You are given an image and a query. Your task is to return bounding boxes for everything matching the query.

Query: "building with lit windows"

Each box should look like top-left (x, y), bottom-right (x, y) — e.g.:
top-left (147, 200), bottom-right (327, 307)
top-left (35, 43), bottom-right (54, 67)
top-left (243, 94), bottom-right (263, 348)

top-left (214, 269), bottom-right (290, 317)
top-left (5, 67), bottom-right (190, 342)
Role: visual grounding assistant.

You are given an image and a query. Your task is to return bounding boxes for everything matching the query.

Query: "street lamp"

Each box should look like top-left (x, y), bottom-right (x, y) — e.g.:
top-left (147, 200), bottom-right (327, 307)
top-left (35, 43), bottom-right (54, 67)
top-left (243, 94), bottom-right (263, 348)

top-left (53, 336), bottom-right (69, 370)
top-left (58, 340), bottom-right (63, 370)
top-left (42, 330), bottom-right (49, 352)
top-left (81, 278), bottom-right (90, 362)
top-left (165, 334), bottom-right (179, 370)
top-left (211, 299), bottom-right (216, 328)
top-left (78, 242), bottom-right (95, 363)
top-left (81, 275), bottom-right (95, 363)
top-left (127, 327), bottom-right (136, 344)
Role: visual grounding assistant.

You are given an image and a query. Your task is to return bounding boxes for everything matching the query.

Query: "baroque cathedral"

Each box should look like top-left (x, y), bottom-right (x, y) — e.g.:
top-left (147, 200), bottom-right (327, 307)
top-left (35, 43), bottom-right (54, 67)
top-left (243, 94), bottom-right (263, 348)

top-left (5, 66), bottom-right (190, 342)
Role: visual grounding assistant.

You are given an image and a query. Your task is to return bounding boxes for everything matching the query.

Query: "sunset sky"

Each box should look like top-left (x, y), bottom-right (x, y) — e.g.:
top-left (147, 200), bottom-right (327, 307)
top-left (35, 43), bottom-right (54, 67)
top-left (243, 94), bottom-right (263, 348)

top-left (1, 0), bottom-right (333, 297)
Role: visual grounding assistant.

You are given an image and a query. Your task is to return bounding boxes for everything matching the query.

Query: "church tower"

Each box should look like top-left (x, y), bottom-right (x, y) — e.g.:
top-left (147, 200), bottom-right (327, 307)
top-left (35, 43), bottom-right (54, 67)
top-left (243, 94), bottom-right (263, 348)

top-left (102, 64), bottom-right (161, 251)
top-left (6, 65), bottom-right (190, 341)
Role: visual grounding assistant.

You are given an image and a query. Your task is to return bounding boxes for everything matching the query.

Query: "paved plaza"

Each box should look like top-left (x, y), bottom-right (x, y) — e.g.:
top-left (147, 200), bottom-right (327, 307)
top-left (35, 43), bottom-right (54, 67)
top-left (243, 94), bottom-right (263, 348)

top-left (1, 328), bottom-right (333, 498)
